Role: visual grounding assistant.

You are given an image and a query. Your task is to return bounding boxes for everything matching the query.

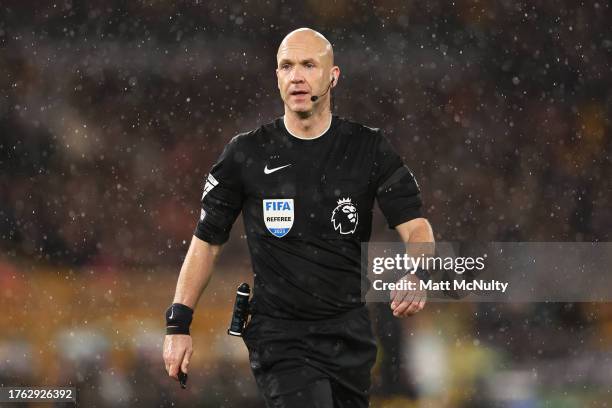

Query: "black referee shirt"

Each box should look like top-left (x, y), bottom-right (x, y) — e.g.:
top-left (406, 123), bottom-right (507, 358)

top-left (195, 115), bottom-right (422, 319)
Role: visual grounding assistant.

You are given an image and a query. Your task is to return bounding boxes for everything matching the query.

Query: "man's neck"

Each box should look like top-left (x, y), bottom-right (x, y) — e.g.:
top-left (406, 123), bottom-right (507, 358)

top-left (283, 110), bottom-right (332, 139)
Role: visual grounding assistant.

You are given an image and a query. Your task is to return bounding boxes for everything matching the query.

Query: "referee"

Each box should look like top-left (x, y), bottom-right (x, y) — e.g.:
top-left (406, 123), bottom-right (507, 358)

top-left (163, 28), bottom-right (434, 407)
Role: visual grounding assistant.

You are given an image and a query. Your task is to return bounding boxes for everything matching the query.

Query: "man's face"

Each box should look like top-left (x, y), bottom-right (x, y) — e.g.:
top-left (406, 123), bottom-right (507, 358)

top-left (276, 36), bottom-right (331, 113)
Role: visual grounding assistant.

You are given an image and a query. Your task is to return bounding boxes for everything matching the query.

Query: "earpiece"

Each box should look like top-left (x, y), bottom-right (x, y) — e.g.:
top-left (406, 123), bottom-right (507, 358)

top-left (311, 77), bottom-right (336, 102)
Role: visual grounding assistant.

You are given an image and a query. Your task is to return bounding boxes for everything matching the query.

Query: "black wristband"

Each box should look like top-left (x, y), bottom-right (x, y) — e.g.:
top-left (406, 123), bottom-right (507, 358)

top-left (396, 266), bottom-right (431, 284)
top-left (414, 266), bottom-right (431, 284)
top-left (165, 303), bottom-right (194, 335)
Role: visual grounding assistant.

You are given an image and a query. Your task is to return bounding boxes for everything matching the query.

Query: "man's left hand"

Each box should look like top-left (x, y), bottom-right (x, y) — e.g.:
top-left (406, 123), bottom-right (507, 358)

top-left (390, 273), bottom-right (427, 318)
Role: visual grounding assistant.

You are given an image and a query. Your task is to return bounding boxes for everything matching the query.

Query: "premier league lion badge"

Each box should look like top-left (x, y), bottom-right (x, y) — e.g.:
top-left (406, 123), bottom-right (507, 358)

top-left (331, 197), bottom-right (358, 235)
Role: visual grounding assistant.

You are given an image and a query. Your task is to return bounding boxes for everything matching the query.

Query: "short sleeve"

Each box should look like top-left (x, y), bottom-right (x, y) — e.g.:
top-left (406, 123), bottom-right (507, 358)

top-left (373, 132), bottom-right (422, 228)
top-left (194, 136), bottom-right (244, 245)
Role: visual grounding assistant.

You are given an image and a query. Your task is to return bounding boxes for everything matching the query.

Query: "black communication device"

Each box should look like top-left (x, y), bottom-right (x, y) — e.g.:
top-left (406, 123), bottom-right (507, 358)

top-left (178, 369), bottom-right (188, 389)
top-left (228, 283), bottom-right (250, 336)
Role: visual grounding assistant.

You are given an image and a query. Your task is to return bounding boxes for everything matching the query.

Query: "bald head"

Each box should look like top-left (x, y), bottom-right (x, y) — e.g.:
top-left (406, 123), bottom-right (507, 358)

top-left (276, 28), bottom-right (340, 115)
top-left (277, 28), bottom-right (334, 67)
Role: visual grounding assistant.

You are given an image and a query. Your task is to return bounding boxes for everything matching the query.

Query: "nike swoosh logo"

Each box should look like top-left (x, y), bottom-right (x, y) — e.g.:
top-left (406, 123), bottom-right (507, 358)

top-left (264, 164), bottom-right (292, 174)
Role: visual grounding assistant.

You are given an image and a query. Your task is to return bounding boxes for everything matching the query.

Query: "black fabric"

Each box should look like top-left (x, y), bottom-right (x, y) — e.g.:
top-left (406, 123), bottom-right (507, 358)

top-left (194, 115), bottom-right (423, 319)
top-left (165, 303), bottom-right (193, 335)
top-left (194, 136), bottom-right (244, 245)
top-left (242, 306), bottom-right (377, 408)
top-left (414, 266), bottom-right (431, 283)
top-left (263, 377), bottom-right (334, 408)
top-left (376, 164), bottom-right (422, 228)
top-left (392, 266), bottom-right (432, 284)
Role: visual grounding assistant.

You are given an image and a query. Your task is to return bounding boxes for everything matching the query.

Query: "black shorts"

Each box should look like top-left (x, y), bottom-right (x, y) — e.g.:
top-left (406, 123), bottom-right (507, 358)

top-left (242, 306), bottom-right (378, 408)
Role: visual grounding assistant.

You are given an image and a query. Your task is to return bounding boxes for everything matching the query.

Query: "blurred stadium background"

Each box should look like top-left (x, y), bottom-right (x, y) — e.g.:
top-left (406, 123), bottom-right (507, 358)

top-left (1, 1), bottom-right (611, 407)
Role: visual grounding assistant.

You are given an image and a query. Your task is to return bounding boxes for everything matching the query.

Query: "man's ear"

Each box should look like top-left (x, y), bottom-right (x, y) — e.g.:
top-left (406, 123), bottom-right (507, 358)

top-left (330, 66), bottom-right (340, 87)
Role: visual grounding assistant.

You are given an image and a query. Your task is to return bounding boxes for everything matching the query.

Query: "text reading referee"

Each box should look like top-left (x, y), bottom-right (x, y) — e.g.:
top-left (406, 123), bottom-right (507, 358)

top-left (163, 28), bottom-right (435, 407)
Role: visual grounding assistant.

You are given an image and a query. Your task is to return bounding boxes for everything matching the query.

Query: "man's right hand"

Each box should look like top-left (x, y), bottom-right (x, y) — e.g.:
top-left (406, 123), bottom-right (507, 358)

top-left (163, 334), bottom-right (193, 380)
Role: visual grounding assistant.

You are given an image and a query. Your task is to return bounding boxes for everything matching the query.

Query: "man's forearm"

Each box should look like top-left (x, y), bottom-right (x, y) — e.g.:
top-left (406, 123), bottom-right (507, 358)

top-left (395, 218), bottom-right (435, 267)
top-left (396, 218), bottom-right (435, 244)
top-left (172, 235), bottom-right (222, 309)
